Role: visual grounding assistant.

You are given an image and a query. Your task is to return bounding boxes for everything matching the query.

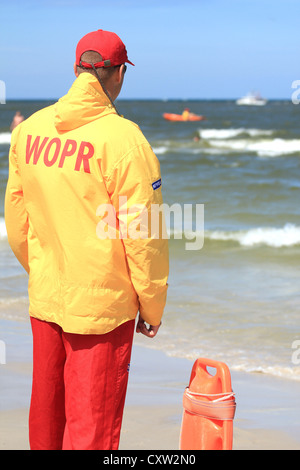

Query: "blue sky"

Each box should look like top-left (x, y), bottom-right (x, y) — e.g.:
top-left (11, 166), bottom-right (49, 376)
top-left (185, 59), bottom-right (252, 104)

top-left (0, 0), bottom-right (299, 99)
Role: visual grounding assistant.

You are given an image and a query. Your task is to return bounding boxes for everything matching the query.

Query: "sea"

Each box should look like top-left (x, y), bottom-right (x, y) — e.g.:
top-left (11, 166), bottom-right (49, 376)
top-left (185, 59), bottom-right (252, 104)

top-left (0, 98), bottom-right (299, 383)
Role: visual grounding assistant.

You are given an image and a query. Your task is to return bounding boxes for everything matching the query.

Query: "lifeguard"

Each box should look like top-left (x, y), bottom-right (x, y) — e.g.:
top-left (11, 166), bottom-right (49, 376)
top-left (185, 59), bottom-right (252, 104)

top-left (5, 29), bottom-right (169, 450)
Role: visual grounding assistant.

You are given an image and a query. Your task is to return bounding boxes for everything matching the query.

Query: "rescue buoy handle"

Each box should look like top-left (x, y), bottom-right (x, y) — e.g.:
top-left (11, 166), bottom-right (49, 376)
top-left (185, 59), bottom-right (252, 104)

top-left (185, 388), bottom-right (235, 403)
top-left (183, 388), bottom-right (236, 421)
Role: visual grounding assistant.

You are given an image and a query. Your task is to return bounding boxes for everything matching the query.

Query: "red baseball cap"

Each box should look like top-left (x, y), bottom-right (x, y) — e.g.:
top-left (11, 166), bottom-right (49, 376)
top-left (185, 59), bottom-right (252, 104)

top-left (76, 29), bottom-right (134, 68)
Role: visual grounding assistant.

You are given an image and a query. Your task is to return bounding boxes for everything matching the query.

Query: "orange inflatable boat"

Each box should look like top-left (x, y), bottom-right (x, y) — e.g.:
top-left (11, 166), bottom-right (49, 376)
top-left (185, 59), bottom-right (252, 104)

top-left (163, 113), bottom-right (206, 122)
top-left (179, 358), bottom-right (236, 450)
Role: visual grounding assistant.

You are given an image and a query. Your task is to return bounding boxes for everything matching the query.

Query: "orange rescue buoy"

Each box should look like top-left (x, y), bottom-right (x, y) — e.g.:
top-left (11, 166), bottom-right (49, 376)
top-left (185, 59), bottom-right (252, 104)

top-left (179, 358), bottom-right (236, 450)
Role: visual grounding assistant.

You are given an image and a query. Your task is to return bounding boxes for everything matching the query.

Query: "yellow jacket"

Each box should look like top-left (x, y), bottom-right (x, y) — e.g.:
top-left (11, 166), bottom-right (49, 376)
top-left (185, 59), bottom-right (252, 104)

top-left (5, 73), bottom-right (169, 334)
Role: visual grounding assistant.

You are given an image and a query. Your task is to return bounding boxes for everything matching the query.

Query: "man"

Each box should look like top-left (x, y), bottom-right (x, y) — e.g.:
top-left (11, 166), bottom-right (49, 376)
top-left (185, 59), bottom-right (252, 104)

top-left (5, 29), bottom-right (169, 450)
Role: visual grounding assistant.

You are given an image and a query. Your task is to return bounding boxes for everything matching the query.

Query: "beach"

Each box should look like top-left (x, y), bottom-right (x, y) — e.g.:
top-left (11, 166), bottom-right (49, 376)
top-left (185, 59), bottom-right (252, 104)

top-left (1, 319), bottom-right (300, 451)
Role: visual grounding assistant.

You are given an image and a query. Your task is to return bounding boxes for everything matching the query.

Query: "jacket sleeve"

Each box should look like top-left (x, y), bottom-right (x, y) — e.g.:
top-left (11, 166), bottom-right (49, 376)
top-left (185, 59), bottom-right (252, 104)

top-left (5, 126), bottom-right (29, 273)
top-left (106, 143), bottom-right (169, 326)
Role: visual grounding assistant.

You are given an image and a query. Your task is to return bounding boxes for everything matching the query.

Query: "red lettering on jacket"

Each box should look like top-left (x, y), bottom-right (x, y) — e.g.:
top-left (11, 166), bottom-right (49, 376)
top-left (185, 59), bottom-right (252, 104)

top-left (44, 138), bottom-right (61, 167)
top-left (59, 139), bottom-right (77, 168)
top-left (74, 141), bottom-right (94, 173)
top-left (25, 135), bottom-right (94, 174)
top-left (26, 135), bottom-right (49, 164)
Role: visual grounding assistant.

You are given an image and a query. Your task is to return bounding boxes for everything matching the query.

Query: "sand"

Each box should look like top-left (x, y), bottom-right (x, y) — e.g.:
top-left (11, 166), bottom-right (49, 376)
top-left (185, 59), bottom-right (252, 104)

top-left (0, 342), bottom-right (300, 451)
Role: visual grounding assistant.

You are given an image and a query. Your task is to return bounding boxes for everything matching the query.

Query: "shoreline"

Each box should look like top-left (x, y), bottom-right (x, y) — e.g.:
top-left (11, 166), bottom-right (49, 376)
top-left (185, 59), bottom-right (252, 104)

top-left (1, 339), bottom-right (300, 450)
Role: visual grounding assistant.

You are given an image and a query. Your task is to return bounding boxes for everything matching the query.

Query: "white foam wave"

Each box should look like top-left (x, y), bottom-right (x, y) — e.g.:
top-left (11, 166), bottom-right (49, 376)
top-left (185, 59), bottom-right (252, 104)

top-left (0, 132), bottom-right (11, 145)
top-left (199, 128), bottom-right (273, 140)
top-left (232, 363), bottom-right (300, 382)
top-left (197, 129), bottom-right (300, 157)
top-left (152, 146), bottom-right (168, 155)
top-left (0, 217), bottom-right (7, 240)
top-left (153, 130), bottom-right (300, 157)
top-left (207, 224), bottom-right (300, 248)
top-left (207, 137), bottom-right (300, 157)
top-left (162, 346), bottom-right (300, 382)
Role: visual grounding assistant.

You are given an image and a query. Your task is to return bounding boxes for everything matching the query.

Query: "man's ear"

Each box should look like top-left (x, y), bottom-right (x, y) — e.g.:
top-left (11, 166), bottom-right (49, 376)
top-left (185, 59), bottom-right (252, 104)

top-left (117, 64), bottom-right (125, 83)
top-left (74, 62), bottom-right (79, 77)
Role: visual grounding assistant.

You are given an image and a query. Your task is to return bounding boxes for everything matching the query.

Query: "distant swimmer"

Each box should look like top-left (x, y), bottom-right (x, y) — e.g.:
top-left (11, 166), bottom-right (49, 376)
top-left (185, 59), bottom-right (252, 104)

top-left (10, 111), bottom-right (24, 131)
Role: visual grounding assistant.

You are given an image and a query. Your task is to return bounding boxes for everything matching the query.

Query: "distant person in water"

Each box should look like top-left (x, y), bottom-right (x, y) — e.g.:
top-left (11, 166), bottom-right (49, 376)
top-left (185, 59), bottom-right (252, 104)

top-left (10, 111), bottom-right (24, 131)
top-left (182, 108), bottom-right (190, 121)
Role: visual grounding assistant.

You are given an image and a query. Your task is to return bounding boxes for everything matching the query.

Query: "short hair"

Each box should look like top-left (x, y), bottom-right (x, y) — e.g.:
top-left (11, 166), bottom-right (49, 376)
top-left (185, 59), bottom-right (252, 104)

top-left (76, 50), bottom-right (121, 86)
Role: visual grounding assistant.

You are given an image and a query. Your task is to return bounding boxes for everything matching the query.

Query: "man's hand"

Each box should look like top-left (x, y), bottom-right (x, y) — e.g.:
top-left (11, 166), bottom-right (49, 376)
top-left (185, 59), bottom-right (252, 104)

top-left (136, 314), bottom-right (161, 338)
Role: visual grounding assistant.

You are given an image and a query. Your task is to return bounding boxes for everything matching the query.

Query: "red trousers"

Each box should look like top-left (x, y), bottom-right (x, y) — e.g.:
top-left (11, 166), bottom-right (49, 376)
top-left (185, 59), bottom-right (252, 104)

top-left (29, 317), bottom-right (135, 450)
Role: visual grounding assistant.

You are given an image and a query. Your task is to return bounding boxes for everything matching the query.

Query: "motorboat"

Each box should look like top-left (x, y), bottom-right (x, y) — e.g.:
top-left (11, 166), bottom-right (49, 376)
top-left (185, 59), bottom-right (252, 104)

top-left (236, 92), bottom-right (267, 106)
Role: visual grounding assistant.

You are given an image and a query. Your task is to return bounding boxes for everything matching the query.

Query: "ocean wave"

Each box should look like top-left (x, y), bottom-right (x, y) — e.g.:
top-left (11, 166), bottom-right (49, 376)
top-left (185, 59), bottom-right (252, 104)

top-left (152, 130), bottom-right (300, 158)
top-left (169, 223), bottom-right (300, 248)
top-left (232, 363), bottom-right (300, 382)
top-left (2, 217), bottom-right (300, 248)
top-left (196, 128), bottom-right (300, 157)
top-left (142, 340), bottom-right (300, 383)
top-left (206, 224), bottom-right (300, 248)
top-left (199, 128), bottom-right (274, 140)
top-left (0, 217), bottom-right (7, 240)
top-left (152, 146), bottom-right (169, 155)
top-left (206, 137), bottom-right (300, 157)
top-left (165, 349), bottom-right (300, 382)
top-left (0, 132), bottom-right (11, 145)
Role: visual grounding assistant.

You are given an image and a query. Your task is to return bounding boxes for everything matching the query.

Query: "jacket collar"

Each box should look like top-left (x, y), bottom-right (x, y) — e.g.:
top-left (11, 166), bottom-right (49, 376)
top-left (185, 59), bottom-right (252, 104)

top-left (54, 73), bottom-right (116, 133)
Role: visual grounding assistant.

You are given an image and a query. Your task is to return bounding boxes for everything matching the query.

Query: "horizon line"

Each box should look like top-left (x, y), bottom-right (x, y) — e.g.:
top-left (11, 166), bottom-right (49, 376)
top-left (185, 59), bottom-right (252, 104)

top-left (3, 96), bottom-right (293, 102)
